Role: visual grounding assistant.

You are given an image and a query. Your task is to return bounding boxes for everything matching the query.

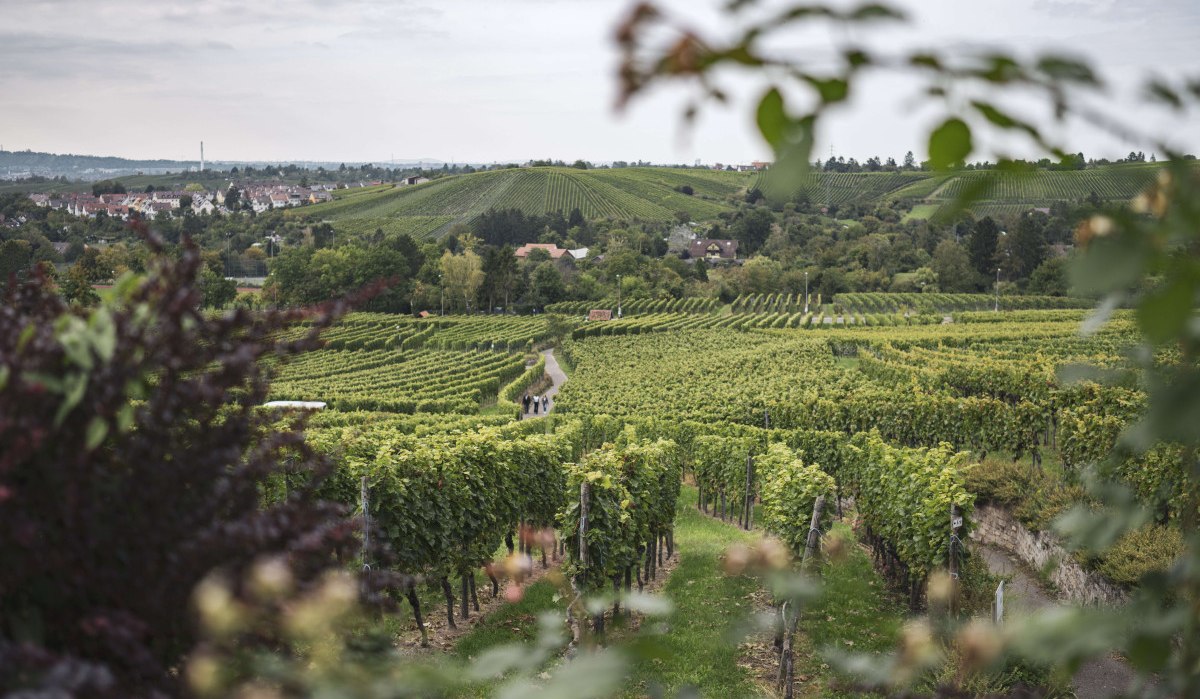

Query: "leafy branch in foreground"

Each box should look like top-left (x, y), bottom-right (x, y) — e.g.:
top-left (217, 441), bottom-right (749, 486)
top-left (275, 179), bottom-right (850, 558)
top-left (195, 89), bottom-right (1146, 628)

top-left (0, 232), bottom-right (371, 697)
top-left (616, 0), bottom-right (1199, 695)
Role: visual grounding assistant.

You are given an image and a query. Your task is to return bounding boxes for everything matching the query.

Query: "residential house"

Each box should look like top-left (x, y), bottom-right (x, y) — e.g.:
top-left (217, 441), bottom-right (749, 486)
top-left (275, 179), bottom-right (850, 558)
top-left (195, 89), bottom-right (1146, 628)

top-left (514, 243), bottom-right (569, 260)
top-left (686, 238), bottom-right (739, 261)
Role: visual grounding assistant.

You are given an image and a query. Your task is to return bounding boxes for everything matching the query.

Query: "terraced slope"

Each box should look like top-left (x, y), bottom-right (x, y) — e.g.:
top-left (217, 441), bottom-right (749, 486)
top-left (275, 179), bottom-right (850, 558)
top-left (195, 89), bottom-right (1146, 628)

top-left (754, 162), bottom-right (1194, 219)
top-left (755, 170), bottom-right (932, 207)
top-left (897, 162), bottom-right (1197, 219)
top-left (291, 167), bottom-right (753, 238)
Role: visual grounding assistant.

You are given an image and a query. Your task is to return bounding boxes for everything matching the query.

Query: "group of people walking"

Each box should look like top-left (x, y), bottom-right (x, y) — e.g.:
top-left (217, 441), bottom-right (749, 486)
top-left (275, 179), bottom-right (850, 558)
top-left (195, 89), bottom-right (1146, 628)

top-left (522, 392), bottom-right (550, 416)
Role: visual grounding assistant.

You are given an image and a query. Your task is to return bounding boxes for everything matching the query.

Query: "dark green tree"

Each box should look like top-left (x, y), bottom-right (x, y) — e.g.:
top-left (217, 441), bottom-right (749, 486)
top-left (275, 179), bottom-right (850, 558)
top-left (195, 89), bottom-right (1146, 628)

top-left (732, 207), bottom-right (774, 255)
top-left (531, 262), bottom-right (566, 308)
top-left (1010, 212), bottom-right (1048, 279)
top-left (930, 239), bottom-right (975, 292)
top-left (481, 245), bottom-right (519, 311)
top-left (968, 216), bottom-right (1000, 277)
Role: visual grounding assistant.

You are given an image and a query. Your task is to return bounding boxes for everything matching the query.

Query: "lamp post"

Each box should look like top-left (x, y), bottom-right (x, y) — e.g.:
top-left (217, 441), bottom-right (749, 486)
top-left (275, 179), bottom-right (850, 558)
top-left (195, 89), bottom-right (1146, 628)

top-left (995, 230), bottom-right (1007, 313)
top-left (616, 274), bottom-right (622, 319)
top-left (804, 271), bottom-right (809, 313)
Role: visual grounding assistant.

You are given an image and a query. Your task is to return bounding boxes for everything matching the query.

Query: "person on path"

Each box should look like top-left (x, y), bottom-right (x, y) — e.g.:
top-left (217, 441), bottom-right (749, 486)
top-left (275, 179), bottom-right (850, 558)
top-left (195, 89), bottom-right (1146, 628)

top-left (542, 395), bottom-right (549, 413)
top-left (532, 395), bottom-right (540, 415)
top-left (522, 393), bottom-right (530, 414)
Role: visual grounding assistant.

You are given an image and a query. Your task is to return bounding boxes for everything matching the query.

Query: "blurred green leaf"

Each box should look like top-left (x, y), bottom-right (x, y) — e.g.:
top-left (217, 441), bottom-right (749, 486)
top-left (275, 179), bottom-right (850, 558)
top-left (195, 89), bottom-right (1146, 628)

top-left (1036, 55), bottom-right (1099, 85)
top-left (756, 87), bottom-right (788, 150)
top-left (846, 3), bottom-right (905, 21)
top-left (804, 76), bottom-right (849, 104)
top-left (467, 644), bottom-right (534, 680)
top-left (1137, 277), bottom-right (1193, 345)
top-left (85, 416), bottom-right (108, 451)
top-left (1069, 238), bottom-right (1147, 296)
top-left (1128, 634), bottom-right (1171, 672)
top-left (622, 592), bottom-right (674, 616)
top-left (927, 117), bottom-right (971, 170)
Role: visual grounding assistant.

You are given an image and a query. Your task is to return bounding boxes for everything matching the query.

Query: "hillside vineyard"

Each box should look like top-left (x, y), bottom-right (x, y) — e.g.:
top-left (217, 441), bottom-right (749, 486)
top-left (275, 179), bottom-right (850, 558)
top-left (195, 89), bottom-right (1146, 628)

top-left (265, 304), bottom-right (1184, 661)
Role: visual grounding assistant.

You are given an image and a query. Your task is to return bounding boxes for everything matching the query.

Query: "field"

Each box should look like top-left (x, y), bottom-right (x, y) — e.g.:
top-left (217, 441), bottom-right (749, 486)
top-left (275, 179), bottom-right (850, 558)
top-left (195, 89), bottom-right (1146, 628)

top-left (290, 166), bottom-right (754, 238)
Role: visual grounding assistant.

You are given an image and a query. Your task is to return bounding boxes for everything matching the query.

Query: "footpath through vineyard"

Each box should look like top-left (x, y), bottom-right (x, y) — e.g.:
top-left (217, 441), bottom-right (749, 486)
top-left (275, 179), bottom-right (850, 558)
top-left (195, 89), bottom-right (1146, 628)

top-left (539, 349), bottom-right (567, 415)
top-left (978, 545), bottom-right (1141, 698)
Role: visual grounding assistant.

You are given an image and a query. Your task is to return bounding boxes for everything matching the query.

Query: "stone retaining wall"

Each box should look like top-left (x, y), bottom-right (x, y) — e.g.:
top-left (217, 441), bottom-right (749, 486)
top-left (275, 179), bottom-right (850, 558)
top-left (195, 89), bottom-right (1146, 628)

top-left (969, 503), bottom-right (1127, 605)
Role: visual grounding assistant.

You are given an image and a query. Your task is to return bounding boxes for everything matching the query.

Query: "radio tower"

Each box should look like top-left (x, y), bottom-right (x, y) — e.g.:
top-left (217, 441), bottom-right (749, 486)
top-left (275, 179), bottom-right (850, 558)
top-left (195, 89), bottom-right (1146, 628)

top-left (200, 141), bottom-right (205, 172)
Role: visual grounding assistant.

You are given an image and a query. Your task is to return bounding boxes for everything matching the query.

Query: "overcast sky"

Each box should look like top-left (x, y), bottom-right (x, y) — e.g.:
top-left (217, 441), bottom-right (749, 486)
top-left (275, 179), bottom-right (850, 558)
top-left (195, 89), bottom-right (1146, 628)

top-left (1, 0), bottom-right (1197, 165)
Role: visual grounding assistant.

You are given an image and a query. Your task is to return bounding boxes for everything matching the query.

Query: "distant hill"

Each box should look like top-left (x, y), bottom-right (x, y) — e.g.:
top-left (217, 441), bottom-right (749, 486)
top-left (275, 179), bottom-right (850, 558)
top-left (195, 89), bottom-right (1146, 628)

top-left (904, 162), bottom-right (1188, 219)
top-left (754, 162), bottom-right (1191, 220)
top-left (0, 149), bottom-right (449, 184)
top-left (292, 167), bottom-right (755, 238)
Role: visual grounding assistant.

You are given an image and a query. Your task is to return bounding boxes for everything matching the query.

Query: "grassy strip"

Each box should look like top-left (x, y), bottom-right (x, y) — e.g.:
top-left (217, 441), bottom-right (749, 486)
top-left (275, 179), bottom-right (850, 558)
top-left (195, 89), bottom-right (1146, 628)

top-left (793, 522), bottom-right (906, 697)
top-left (453, 578), bottom-right (566, 660)
top-left (623, 485), bottom-right (764, 697)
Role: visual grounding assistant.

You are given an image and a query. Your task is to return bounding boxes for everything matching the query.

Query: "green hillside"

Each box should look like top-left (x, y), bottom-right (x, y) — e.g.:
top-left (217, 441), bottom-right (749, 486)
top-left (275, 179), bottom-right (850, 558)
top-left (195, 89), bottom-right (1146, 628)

top-left (755, 170), bottom-right (932, 207)
top-left (897, 162), bottom-right (1193, 219)
top-left (294, 167), bottom-right (753, 238)
top-left (757, 162), bottom-right (1193, 220)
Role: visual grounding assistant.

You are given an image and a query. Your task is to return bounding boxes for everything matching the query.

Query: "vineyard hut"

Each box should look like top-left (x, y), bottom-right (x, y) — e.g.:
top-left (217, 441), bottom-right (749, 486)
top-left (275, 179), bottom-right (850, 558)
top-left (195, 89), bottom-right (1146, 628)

top-left (587, 309), bottom-right (613, 321)
top-left (686, 238), bottom-right (739, 261)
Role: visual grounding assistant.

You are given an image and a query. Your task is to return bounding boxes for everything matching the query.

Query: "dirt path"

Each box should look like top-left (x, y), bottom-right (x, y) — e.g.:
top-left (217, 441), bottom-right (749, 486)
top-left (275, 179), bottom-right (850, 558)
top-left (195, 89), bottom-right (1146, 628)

top-left (522, 349), bottom-right (567, 418)
top-left (977, 544), bottom-right (1139, 698)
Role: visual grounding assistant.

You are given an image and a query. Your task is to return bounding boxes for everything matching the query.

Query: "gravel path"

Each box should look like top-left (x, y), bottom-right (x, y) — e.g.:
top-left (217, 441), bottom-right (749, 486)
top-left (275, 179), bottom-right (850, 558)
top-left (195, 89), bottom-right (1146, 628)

top-left (977, 544), bottom-right (1139, 698)
top-left (521, 349), bottom-right (567, 418)
top-left (541, 349), bottom-right (566, 409)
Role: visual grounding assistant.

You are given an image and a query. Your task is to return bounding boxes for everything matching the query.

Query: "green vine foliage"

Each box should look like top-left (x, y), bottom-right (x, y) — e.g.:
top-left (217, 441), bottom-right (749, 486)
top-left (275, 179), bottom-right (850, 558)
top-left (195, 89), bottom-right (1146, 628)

top-left (693, 435), bottom-right (755, 507)
top-left (309, 426), bottom-right (569, 579)
top-left (561, 438), bottom-right (681, 592)
top-left (757, 443), bottom-right (837, 554)
top-left (843, 431), bottom-right (974, 579)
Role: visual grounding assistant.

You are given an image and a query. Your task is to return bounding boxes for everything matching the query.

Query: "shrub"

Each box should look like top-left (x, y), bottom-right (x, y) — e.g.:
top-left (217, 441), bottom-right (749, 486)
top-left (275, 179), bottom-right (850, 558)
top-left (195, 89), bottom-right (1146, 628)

top-left (1098, 525), bottom-right (1183, 588)
top-left (0, 236), bottom-right (364, 696)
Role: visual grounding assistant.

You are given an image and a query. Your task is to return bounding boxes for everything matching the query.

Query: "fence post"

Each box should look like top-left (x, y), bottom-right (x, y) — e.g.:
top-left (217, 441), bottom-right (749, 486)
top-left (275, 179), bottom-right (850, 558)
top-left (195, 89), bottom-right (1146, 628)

top-left (993, 580), bottom-right (1005, 625)
top-left (781, 495), bottom-right (827, 698)
top-left (950, 503), bottom-right (962, 616)
top-left (801, 495), bottom-right (826, 571)
top-left (568, 479), bottom-right (591, 650)
top-left (744, 455), bottom-right (755, 531)
top-left (579, 480), bottom-right (590, 568)
top-left (360, 476), bottom-right (370, 566)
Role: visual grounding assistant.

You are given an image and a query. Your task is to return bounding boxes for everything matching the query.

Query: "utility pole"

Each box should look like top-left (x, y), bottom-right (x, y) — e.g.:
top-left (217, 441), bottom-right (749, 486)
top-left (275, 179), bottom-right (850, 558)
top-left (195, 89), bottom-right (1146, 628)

top-left (804, 271), bottom-right (809, 314)
top-left (994, 267), bottom-right (1001, 312)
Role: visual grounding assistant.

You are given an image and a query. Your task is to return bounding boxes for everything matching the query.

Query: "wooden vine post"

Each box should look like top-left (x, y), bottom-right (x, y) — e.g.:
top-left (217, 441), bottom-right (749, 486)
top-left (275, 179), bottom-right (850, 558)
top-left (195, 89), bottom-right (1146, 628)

top-left (780, 495), bottom-right (826, 699)
top-left (949, 503), bottom-right (962, 617)
top-left (569, 479), bottom-right (590, 647)
top-left (743, 454), bottom-right (755, 531)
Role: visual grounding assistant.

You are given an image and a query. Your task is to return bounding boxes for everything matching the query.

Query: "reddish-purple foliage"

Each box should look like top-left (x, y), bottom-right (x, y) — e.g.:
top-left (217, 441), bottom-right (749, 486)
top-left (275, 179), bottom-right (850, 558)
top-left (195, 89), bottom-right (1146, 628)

top-left (0, 233), bottom-right (373, 697)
